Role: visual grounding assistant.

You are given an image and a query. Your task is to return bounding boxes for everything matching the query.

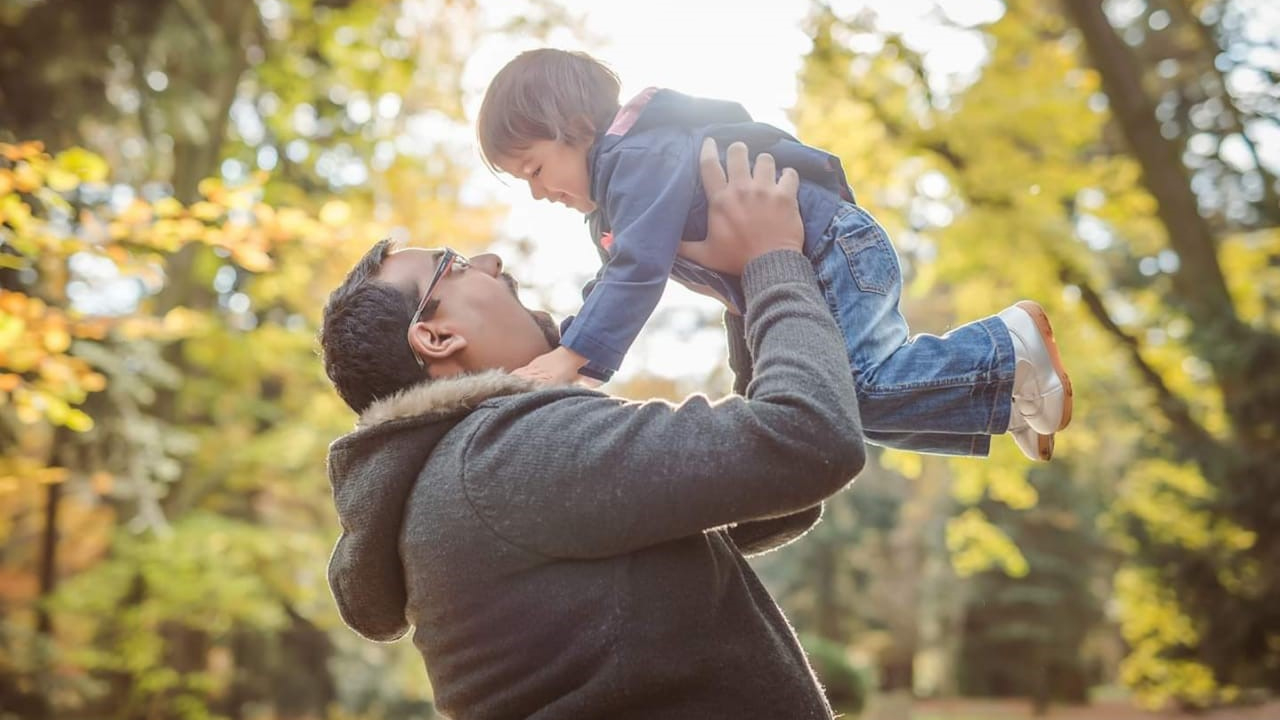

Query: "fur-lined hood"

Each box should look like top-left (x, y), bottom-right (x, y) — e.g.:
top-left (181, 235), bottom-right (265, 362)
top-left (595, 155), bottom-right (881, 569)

top-left (325, 370), bottom-right (536, 642)
top-left (354, 370), bottom-right (537, 430)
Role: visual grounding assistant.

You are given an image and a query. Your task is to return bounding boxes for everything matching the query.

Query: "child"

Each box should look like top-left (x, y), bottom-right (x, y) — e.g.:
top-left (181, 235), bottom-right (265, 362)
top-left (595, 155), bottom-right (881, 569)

top-left (477, 49), bottom-right (1071, 461)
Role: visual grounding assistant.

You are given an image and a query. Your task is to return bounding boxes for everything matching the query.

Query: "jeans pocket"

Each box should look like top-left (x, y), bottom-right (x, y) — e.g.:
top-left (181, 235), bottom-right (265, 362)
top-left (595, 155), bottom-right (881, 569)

top-left (834, 212), bottom-right (899, 296)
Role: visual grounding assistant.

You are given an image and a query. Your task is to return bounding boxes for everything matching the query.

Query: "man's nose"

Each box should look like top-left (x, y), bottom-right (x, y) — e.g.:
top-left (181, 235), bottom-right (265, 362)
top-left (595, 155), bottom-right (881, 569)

top-left (470, 253), bottom-right (504, 277)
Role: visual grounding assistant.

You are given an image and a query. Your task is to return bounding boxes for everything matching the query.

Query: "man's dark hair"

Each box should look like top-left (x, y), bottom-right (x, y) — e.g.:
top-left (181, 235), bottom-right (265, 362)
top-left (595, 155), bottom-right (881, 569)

top-left (477, 48), bottom-right (621, 171)
top-left (320, 238), bottom-right (436, 414)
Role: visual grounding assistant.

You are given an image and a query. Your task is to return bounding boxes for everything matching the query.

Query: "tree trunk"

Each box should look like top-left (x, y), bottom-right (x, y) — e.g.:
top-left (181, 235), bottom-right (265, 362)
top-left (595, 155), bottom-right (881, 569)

top-left (1059, 1), bottom-right (1235, 331)
top-left (1060, 1), bottom-right (1280, 434)
top-left (35, 479), bottom-right (60, 636)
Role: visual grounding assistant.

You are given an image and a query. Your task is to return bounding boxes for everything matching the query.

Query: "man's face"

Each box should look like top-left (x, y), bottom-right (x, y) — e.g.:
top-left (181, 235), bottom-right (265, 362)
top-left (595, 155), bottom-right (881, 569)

top-left (497, 139), bottom-right (596, 214)
top-left (378, 247), bottom-right (559, 377)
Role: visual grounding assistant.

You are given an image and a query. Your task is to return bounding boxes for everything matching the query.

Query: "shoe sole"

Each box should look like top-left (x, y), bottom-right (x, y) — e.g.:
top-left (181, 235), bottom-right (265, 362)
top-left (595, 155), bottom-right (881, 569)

top-left (1011, 427), bottom-right (1055, 461)
top-left (1015, 300), bottom-right (1073, 432)
top-left (1037, 432), bottom-right (1054, 461)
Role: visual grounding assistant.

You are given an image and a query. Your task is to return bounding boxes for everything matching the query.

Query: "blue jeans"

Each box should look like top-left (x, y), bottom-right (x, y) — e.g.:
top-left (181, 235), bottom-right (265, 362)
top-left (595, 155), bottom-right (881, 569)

top-left (811, 203), bottom-right (1016, 456)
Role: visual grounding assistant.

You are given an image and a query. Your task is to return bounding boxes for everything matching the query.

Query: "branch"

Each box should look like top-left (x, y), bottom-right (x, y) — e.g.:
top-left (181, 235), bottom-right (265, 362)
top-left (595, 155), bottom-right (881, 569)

top-left (1167, 2), bottom-right (1280, 225)
top-left (1060, 0), bottom-right (1239, 333)
top-left (1056, 262), bottom-right (1220, 455)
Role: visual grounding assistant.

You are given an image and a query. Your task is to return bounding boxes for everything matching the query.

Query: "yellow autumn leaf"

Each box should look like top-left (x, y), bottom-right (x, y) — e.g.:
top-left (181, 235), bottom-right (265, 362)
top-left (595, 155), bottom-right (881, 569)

top-left (36, 466), bottom-right (70, 484)
top-left (90, 471), bottom-right (114, 495)
top-left (45, 167), bottom-right (80, 193)
top-left (231, 244), bottom-right (273, 272)
top-left (191, 201), bottom-right (223, 222)
top-left (12, 163), bottom-right (41, 193)
top-left (55, 147), bottom-right (109, 182)
top-left (117, 198), bottom-right (154, 225)
top-left (0, 141), bottom-right (43, 161)
top-left (80, 371), bottom-right (106, 392)
top-left (64, 409), bottom-right (94, 432)
top-left (319, 200), bottom-right (352, 226)
top-left (198, 177), bottom-right (226, 202)
top-left (153, 197), bottom-right (184, 218)
top-left (14, 403), bottom-right (40, 424)
top-left (0, 314), bottom-right (27, 351)
top-left (162, 306), bottom-right (205, 335)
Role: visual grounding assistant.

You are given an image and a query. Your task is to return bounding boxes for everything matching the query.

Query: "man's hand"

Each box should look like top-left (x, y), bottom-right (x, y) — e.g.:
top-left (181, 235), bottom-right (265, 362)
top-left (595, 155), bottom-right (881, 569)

top-left (513, 346), bottom-right (590, 387)
top-left (677, 139), bottom-right (803, 278)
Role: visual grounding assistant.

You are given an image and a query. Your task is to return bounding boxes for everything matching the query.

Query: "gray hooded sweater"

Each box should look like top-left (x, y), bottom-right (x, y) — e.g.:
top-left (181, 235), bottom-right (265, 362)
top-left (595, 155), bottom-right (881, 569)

top-left (326, 250), bottom-right (865, 719)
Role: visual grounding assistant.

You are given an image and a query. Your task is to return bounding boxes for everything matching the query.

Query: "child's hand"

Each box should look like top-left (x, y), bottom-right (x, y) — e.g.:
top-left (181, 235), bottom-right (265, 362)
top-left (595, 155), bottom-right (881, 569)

top-left (512, 346), bottom-right (589, 386)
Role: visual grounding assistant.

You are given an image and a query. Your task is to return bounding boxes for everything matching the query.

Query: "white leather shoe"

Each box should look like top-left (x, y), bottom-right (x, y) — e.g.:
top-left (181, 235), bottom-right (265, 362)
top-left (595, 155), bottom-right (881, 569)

top-left (1009, 418), bottom-right (1054, 461)
top-left (999, 300), bottom-right (1073, 436)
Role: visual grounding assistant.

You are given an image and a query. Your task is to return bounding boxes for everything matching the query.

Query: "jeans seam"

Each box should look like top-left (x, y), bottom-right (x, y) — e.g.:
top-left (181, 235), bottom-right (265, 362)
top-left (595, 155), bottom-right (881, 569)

top-left (982, 316), bottom-right (1015, 434)
top-left (856, 373), bottom-right (992, 394)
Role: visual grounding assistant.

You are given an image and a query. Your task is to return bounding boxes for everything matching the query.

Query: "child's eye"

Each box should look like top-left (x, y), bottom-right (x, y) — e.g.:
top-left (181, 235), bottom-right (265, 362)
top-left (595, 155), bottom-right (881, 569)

top-left (531, 166), bottom-right (541, 179)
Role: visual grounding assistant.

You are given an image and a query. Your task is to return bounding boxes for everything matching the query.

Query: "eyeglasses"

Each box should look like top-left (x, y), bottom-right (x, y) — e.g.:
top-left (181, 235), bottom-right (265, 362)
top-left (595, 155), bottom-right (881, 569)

top-left (408, 248), bottom-right (471, 369)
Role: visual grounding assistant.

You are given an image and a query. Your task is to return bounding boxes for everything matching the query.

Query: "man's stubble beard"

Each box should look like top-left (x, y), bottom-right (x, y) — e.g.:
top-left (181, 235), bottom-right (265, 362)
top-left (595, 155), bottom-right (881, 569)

top-left (501, 271), bottom-right (562, 350)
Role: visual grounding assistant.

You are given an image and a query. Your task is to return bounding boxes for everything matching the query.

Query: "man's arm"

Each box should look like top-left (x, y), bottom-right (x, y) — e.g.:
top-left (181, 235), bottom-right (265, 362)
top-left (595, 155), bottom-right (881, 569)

top-left (461, 143), bottom-right (865, 559)
top-left (727, 505), bottom-right (823, 556)
top-left (721, 308), bottom-right (826, 556)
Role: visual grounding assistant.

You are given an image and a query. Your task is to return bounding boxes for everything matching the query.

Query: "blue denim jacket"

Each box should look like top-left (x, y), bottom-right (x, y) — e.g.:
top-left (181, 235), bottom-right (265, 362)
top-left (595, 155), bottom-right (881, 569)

top-left (560, 88), bottom-right (855, 380)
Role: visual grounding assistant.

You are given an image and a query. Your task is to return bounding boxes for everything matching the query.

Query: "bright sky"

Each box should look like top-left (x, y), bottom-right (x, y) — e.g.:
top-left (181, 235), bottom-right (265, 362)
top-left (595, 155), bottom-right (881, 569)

top-left (456, 0), bottom-right (1001, 385)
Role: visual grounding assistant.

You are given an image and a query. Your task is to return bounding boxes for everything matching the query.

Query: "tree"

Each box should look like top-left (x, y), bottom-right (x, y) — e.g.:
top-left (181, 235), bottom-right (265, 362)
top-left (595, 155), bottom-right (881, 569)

top-left (0, 1), bottom-right (570, 717)
top-left (955, 462), bottom-right (1105, 713)
top-left (796, 0), bottom-right (1278, 707)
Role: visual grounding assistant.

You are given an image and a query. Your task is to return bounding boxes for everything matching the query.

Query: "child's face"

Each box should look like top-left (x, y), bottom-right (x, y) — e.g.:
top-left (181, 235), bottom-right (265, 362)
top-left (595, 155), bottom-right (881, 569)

top-left (498, 139), bottom-right (596, 214)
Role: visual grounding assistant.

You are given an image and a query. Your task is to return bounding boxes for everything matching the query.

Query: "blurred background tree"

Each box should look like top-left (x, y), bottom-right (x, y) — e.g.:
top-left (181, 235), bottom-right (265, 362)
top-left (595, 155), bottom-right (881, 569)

top-left (0, 1), bottom-right (562, 717)
top-left (1, 0), bottom-right (1277, 718)
top-left (780, 0), bottom-right (1278, 713)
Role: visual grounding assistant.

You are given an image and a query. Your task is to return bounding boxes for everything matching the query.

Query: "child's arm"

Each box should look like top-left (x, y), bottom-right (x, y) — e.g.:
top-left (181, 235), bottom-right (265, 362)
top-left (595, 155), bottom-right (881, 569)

top-left (557, 144), bottom-right (700, 380)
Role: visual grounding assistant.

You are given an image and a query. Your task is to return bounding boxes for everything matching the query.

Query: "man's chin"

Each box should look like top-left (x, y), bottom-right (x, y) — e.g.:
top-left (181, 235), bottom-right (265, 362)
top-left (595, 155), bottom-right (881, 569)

top-left (503, 272), bottom-right (561, 348)
top-left (529, 309), bottom-right (561, 348)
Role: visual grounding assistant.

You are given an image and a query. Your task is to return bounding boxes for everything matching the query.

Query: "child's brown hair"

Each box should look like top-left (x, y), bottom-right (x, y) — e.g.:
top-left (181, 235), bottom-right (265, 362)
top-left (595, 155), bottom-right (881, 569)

top-left (477, 49), bottom-right (621, 172)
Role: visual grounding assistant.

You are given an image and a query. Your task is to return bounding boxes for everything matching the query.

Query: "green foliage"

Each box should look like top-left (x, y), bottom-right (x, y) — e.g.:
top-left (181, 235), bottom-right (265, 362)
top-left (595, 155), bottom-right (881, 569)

top-left (955, 464), bottom-right (1103, 708)
top-left (801, 633), bottom-right (869, 712)
top-left (3, 0), bottom-right (1277, 717)
top-left (0, 1), bottom-right (560, 717)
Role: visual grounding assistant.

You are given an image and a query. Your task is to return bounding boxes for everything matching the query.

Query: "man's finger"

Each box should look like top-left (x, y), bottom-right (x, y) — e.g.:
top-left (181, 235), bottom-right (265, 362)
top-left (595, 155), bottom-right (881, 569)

top-left (752, 152), bottom-right (777, 186)
top-left (699, 138), bottom-right (727, 194)
top-left (778, 167), bottom-right (800, 196)
top-left (725, 142), bottom-right (750, 185)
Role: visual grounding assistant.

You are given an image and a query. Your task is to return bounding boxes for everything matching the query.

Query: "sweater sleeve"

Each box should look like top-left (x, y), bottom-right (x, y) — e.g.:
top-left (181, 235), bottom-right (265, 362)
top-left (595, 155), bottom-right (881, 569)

top-left (723, 310), bottom-right (752, 396)
top-left (720, 310), bottom-right (825, 556)
top-left (559, 146), bottom-right (698, 377)
top-left (726, 505), bottom-right (823, 556)
top-left (463, 250), bottom-right (865, 559)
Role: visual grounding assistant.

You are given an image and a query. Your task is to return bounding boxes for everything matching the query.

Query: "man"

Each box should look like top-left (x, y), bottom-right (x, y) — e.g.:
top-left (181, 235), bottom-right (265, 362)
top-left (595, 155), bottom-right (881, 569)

top-left (319, 141), bottom-right (866, 719)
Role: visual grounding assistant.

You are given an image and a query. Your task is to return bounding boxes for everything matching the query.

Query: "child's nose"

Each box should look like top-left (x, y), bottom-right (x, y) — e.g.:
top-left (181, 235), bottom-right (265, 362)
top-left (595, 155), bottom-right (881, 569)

top-left (529, 182), bottom-right (547, 201)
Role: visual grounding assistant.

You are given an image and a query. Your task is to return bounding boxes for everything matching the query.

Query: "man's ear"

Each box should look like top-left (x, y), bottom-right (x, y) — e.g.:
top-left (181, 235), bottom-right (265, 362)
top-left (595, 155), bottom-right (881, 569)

top-left (408, 320), bottom-right (468, 374)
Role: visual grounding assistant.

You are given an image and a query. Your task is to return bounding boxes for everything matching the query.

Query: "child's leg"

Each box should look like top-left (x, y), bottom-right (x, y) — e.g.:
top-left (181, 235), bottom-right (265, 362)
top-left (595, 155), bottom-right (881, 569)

top-left (813, 203), bottom-right (1069, 456)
